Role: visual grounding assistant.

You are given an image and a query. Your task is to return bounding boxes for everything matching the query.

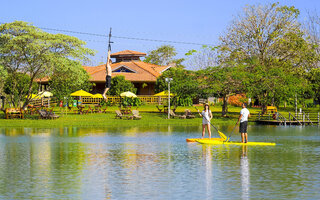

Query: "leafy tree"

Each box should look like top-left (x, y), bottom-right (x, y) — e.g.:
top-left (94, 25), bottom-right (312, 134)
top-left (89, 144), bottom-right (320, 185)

top-left (156, 68), bottom-right (199, 106)
top-left (185, 45), bottom-right (219, 70)
top-left (144, 45), bottom-right (185, 68)
top-left (308, 68), bottom-right (320, 105)
top-left (305, 10), bottom-right (320, 57)
top-left (4, 73), bottom-right (38, 107)
top-left (0, 21), bottom-right (94, 108)
top-left (49, 60), bottom-right (93, 100)
top-left (0, 65), bottom-right (7, 95)
top-left (198, 65), bottom-right (245, 116)
top-left (218, 3), bottom-right (318, 112)
top-left (108, 76), bottom-right (136, 96)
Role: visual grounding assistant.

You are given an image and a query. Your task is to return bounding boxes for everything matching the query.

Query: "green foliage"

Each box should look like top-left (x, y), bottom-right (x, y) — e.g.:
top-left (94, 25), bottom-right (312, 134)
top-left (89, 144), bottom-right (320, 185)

top-left (4, 72), bottom-right (37, 107)
top-left (308, 68), bottom-right (320, 104)
top-left (177, 97), bottom-right (193, 106)
top-left (99, 100), bottom-right (112, 106)
top-left (198, 65), bottom-right (245, 116)
top-left (0, 65), bottom-right (7, 94)
top-left (218, 3), bottom-right (319, 111)
top-left (108, 76), bottom-right (136, 96)
top-left (156, 68), bottom-right (199, 106)
top-left (0, 21), bottom-right (94, 107)
top-left (49, 60), bottom-right (92, 100)
top-left (144, 45), bottom-right (185, 68)
top-left (121, 97), bottom-right (142, 107)
top-left (185, 45), bottom-right (219, 70)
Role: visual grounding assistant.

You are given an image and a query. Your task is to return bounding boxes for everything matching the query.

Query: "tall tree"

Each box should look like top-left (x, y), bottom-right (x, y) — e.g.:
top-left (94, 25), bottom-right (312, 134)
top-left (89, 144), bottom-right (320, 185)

top-left (4, 73), bottom-right (38, 107)
top-left (0, 21), bottom-right (94, 108)
top-left (219, 3), bottom-right (317, 112)
top-left (305, 10), bottom-right (320, 56)
top-left (49, 60), bottom-right (92, 101)
top-left (144, 45), bottom-right (185, 68)
top-left (156, 68), bottom-right (199, 106)
top-left (185, 45), bottom-right (219, 70)
top-left (0, 65), bottom-right (7, 95)
top-left (108, 76), bottom-right (136, 96)
top-left (198, 65), bottom-right (245, 116)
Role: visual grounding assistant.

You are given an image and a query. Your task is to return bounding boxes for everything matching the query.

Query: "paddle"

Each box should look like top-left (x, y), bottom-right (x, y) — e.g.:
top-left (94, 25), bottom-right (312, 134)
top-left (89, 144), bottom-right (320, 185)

top-left (193, 106), bottom-right (229, 141)
top-left (225, 122), bottom-right (238, 142)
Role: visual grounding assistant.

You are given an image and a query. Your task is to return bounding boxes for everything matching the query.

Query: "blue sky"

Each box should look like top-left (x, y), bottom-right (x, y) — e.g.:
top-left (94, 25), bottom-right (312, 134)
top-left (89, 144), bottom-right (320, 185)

top-left (1, 0), bottom-right (320, 66)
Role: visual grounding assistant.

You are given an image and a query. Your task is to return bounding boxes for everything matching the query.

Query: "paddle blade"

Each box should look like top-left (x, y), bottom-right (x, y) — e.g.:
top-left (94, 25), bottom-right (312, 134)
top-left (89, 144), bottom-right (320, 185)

top-left (218, 131), bottom-right (228, 141)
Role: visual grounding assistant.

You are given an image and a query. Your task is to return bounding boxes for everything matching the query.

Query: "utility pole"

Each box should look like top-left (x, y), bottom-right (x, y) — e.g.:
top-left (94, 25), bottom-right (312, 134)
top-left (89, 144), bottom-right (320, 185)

top-left (165, 78), bottom-right (173, 119)
top-left (108, 27), bottom-right (113, 52)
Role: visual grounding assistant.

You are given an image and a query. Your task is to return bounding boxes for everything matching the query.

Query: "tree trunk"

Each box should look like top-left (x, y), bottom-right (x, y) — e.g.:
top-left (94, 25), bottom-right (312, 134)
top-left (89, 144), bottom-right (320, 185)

top-left (221, 95), bottom-right (228, 117)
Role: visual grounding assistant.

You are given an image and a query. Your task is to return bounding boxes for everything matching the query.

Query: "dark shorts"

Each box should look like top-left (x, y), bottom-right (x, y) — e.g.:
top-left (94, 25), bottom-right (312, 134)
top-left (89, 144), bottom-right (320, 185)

top-left (239, 121), bottom-right (248, 133)
top-left (105, 75), bottom-right (111, 88)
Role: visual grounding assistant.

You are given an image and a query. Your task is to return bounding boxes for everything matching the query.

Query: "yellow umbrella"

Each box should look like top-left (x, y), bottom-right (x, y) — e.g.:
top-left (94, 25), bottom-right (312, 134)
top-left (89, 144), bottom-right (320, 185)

top-left (120, 91), bottom-right (137, 98)
top-left (92, 93), bottom-right (103, 98)
top-left (38, 91), bottom-right (53, 97)
top-left (70, 90), bottom-right (92, 97)
top-left (27, 94), bottom-right (41, 99)
top-left (154, 91), bottom-right (175, 97)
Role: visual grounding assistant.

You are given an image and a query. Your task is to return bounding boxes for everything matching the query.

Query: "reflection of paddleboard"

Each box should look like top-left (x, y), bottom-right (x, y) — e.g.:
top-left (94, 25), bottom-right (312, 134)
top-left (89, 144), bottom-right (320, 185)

top-left (186, 138), bottom-right (225, 142)
top-left (196, 139), bottom-right (276, 146)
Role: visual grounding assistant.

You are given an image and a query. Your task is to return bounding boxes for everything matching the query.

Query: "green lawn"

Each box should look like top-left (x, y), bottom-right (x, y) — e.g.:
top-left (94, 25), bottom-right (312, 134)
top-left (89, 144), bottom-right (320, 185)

top-left (0, 105), bottom-right (318, 128)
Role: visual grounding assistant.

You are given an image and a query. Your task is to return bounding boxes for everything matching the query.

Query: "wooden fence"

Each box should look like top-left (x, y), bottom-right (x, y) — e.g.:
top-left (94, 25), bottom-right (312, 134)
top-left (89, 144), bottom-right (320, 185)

top-left (29, 96), bottom-right (169, 107)
top-left (81, 96), bottom-right (168, 105)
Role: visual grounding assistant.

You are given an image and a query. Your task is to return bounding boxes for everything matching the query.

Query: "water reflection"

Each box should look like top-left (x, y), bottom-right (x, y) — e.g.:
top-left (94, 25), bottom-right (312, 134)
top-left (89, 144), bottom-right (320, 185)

top-left (202, 145), bottom-right (212, 200)
top-left (240, 146), bottom-right (250, 200)
top-left (0, 126), bottom-right (319, 199)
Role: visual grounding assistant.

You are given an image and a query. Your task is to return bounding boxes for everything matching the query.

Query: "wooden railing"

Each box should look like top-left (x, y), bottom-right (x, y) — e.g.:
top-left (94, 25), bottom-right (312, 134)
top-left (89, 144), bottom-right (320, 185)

top-left (29, 95), bottom-right (170, 106)
top-left (81, 96), bottom-right (169, 105)
top-left (257, 111), bottom-right (320, 126)
top-left (28, 97), bottom-right (58, 107)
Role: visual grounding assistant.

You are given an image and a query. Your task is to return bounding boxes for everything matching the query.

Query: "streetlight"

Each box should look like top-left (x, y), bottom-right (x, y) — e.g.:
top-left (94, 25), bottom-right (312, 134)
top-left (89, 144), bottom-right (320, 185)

top-left (165, 77), bottom-right (173, 119)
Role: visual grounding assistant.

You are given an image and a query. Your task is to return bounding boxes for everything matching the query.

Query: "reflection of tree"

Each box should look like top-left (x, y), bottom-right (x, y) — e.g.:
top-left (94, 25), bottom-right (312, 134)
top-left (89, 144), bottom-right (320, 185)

top-left (0, 133), bottom-right (88, 199)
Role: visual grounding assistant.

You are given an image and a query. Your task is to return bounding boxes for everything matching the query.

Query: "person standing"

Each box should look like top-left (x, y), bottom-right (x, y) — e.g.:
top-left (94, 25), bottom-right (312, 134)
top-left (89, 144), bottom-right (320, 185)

top-left (102, 50), bottom-right (112, 102)
top-left (198, 104), bottom-right (213, 139)
top-left (238, 103), bottom-right (250, 143)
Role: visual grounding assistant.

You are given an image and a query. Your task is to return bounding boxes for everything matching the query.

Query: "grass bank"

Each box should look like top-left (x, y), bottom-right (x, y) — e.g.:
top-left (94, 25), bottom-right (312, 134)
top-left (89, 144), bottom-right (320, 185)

top-left (1, 105), bottom-right (318, 128)
top-left (0, 105), bottom-right (246, 128)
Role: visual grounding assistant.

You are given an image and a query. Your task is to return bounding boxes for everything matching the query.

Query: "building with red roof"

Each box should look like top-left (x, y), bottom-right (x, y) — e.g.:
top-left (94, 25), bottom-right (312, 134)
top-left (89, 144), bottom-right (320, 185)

top-left (37, 50), bottom-right (171, 95)
top-left (83, 50), bottom-right (171, 95)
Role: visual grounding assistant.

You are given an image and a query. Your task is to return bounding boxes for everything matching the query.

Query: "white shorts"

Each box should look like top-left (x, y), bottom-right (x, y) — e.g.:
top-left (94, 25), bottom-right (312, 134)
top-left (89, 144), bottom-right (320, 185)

top-left (202, 119), bottom-right (210, 125)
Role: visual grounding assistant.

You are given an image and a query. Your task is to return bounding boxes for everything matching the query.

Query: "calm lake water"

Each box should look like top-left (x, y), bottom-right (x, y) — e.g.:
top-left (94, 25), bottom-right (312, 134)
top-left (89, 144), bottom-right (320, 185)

top-left (0, 125), bottom-right (319, 200)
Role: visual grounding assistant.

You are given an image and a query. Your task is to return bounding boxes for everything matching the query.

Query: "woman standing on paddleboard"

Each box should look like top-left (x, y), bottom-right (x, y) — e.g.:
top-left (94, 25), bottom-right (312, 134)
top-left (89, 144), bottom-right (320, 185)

top-left (199, 104), bottom-right (213, 138)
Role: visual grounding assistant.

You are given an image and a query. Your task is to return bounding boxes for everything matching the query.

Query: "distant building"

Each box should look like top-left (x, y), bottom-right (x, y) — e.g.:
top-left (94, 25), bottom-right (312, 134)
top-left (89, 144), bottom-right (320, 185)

top-left (37, 50), bottom-right (171, 95)
top-left (85, 50), bottom-right (171, 95)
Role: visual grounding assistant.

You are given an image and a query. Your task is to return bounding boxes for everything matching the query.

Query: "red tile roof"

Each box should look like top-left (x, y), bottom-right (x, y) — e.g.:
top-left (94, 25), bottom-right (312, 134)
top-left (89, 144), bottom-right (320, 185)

top-left (85, 61), bottom-right (168, 82)
top-left (111, 50), bottom-right (146, 57)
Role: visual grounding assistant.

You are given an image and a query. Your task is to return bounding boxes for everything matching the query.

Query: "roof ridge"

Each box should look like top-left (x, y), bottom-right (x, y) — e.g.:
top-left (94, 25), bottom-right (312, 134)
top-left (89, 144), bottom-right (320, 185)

top-left (131, 61), bottom-right (160, 77)
top-left (86, 65), bottom-right (106, 75)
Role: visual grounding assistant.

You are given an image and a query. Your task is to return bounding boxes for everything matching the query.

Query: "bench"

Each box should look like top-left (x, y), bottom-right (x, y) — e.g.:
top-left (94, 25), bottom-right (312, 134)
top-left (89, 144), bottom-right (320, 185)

top-left (266, 106), bottom-right (277, 113)
top-left (5, 108), bottom-right (24, 119)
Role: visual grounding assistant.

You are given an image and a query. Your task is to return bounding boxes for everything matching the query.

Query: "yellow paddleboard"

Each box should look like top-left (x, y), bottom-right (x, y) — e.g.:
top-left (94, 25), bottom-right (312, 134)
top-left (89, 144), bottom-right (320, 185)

top-left (196, 139), bottom-right (276, 146)
top-left (186, 138), bottom-right (225, 142)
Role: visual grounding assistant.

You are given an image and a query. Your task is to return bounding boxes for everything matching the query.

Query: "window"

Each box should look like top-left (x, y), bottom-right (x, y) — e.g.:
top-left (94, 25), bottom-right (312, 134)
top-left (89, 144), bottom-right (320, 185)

top-left (113, 66), bottom-right (136, 73)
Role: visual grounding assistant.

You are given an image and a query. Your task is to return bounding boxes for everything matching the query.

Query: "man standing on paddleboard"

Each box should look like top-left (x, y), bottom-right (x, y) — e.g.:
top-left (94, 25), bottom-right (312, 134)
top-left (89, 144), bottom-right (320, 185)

top-left (238, 103), bottom-right (250, 143)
